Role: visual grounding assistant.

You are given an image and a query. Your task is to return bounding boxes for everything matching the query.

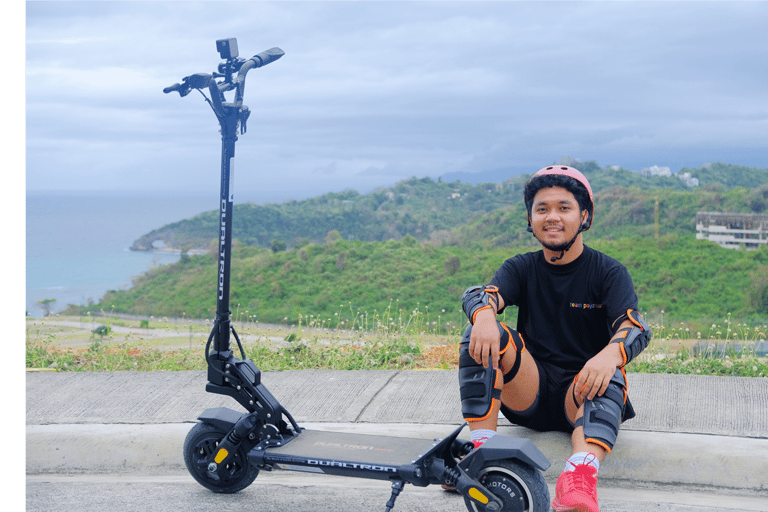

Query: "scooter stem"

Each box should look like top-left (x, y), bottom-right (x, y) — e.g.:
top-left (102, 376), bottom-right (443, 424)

top-left (211, 116), bottom-right (238, 359)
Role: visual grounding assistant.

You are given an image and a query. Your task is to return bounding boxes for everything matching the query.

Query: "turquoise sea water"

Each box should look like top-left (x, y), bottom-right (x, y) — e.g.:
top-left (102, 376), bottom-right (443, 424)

top-left (26, 190), bottom-right (218, 317)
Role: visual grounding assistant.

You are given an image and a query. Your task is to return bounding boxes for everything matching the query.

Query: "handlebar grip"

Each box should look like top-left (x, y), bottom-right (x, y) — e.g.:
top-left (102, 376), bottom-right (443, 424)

top-left (163, 83), bottom-right (182, 94)
top-left (250, 47), bottom-right (285, 68)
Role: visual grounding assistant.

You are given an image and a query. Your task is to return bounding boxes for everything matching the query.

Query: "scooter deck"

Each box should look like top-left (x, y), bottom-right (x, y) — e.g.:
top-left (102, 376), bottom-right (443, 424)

top-left (267, 429), bottom-right (438, 466)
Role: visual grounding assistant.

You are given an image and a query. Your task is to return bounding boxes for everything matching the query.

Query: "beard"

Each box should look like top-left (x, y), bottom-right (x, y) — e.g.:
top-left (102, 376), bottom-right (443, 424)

top-left (532, 227), bottom-right (574, 252)
top-left (539, 239), bottom-right (571, 252)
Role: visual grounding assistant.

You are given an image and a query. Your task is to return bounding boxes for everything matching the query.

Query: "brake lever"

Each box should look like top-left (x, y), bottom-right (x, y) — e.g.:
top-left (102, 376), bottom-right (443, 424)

top-left (163, 82), bottom-right (189, 96)
top-left (239, 106), bottom-right (251, 134)
top-left (182, 73), bottom-right (213, 90)
top-left (163, 72), bottom-right (213, 96)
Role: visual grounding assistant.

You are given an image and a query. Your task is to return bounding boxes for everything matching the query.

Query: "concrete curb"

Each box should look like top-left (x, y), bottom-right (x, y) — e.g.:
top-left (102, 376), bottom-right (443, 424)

top-left (26, 422), bottom-right (768, 497)
top-left (26, 370), bottom-right (768, 496)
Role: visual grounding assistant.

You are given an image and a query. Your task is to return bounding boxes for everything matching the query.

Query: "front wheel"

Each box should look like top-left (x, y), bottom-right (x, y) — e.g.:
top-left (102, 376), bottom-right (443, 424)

top-left (183, 422), bottom-right (259, 493)
top-left (464, 459), bottom-right (549, 512)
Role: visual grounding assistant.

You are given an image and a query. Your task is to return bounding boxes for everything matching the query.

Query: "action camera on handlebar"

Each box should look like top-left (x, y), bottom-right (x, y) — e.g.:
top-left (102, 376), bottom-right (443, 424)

top-left (216, 38), bottom-right (239, 60)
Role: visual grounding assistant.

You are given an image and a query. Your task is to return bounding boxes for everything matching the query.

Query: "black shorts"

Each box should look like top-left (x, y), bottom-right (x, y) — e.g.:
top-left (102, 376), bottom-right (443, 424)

top-left (500, 358), bottom-right (578, 434)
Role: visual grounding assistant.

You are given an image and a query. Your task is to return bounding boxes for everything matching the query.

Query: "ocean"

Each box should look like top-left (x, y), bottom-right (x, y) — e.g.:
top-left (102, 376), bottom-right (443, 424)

top-left (26, 190), bottom-right (221, 318)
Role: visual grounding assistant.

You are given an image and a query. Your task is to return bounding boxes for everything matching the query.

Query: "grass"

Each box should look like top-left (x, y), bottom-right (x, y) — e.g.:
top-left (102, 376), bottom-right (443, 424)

top-left (25, 311), bottom-right (767, 377)
top-left (627, 311), bottom-right (767, 377)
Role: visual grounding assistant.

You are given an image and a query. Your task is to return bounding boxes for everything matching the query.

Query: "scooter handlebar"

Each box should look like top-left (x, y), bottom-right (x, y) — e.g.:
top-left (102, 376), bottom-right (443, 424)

top-left (163, 44), bottom-right (284, 110)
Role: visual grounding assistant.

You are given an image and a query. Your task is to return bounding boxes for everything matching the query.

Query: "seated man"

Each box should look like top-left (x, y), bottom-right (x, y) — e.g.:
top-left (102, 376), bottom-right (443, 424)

top-left (458, 165), bottom-right (650, 512)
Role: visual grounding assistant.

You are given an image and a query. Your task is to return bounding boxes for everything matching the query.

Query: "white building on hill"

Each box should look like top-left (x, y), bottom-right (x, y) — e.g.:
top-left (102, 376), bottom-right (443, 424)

top-left (641, 165), bottom-right (672, 177)
top-left (696, 212), bottom-right (768, 249)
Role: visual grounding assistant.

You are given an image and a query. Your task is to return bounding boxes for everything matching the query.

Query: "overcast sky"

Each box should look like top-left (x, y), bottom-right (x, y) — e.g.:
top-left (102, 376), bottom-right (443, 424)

top-left (25, 1), bottom-right (768, 203)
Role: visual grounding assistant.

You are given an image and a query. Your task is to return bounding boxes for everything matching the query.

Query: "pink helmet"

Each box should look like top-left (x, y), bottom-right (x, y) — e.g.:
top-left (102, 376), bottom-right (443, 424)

top-left (533, 165), bottom-right (593, 203)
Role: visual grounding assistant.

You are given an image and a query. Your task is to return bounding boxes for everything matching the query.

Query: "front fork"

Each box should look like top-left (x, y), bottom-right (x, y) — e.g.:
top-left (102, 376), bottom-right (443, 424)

top-left (203, 351), bottom-right (301, 474)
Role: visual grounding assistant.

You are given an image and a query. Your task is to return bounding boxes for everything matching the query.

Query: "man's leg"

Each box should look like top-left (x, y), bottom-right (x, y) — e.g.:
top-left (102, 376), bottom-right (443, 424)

top-left (553, 369), bottom-right (628, 512)
top-left (566, 367), bottom-right (628, 460)
top-left (566, 388), bottom-right (608, 463)
top-left (459, 322), bottom-right (540, 442)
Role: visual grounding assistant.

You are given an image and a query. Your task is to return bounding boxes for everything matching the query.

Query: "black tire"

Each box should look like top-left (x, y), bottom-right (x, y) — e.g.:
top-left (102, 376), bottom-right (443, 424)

top-left (463, 459), bottom-right (549, 512)
top-left (183, 422), bottom-right (259, 493)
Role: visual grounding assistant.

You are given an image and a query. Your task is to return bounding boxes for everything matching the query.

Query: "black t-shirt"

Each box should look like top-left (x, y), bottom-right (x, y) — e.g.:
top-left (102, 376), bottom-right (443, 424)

top-left (490, 245), bottom-right (639, 372)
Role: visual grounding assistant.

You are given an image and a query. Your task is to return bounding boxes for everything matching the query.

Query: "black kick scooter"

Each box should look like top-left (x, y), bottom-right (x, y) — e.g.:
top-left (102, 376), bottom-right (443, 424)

top-left (164, 38), bottom-right (551, 512)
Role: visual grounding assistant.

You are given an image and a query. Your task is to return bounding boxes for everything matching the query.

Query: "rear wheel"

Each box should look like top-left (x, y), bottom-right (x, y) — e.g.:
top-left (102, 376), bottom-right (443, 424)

top-left (464, 459), bottom-right (549, 512)
top-left (183, 422), bottom-right (259, 493)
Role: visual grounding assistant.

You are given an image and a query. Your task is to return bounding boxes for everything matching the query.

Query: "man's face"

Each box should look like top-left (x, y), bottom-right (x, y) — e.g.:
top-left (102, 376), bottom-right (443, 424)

top-left (529, 186), bottom-right (588, 251)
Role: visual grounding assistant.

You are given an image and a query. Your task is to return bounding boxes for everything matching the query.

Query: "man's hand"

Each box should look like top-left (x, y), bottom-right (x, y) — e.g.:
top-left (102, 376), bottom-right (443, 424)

top-left (574, 343), bottom-right (623, 402)
top-left (469, 309), bottom-right (500, 369)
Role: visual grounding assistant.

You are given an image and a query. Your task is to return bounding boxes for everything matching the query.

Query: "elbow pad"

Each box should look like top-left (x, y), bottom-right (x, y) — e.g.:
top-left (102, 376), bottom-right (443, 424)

top-left (611, 309), bottom-right (651, 366)
top-left (462, 285), bottom-right (502, 324)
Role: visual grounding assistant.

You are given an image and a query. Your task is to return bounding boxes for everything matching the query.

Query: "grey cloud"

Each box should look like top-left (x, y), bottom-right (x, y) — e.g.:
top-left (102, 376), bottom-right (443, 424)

top-left (26, 1), bottom-right (768, 197)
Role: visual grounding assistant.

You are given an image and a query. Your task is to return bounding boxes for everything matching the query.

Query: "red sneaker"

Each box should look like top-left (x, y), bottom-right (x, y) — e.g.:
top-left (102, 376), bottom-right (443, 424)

top-left (551, 462), bottom-right (599, 512)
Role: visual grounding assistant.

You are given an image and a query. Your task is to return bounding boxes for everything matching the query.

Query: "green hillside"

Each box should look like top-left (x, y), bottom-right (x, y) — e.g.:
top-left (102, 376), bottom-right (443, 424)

top-left (130, 178), bottom-right (522, 251)
top-left (450, 185), bottom-right (767, 249)
top-left (93, 161), bottom-right (768, 327)
top-left (130, 162), bottom-right (768, 252)
top-left (99, 234), bottom-right (768, 328)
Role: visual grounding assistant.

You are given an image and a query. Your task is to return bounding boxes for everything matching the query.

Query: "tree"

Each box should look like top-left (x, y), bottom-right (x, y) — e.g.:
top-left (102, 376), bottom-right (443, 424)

top-left (444, 256), bottom-right (461, 275)
top-left (325, 230), bottom-right (342, 244)
top-left (37, 298), bottom-right (56, 317)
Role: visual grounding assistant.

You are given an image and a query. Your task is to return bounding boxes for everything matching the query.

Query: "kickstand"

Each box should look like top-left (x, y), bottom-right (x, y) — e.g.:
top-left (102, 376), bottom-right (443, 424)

top-left (384, 480), bottom-right (405, 512)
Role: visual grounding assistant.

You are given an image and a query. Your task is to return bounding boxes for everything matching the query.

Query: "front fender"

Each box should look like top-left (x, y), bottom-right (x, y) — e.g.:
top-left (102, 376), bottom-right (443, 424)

top-left (196, 406), bottom-right (244, 433)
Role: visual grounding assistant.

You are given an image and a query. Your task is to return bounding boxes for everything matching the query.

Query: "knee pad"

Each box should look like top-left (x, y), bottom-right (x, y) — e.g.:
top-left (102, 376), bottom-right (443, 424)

top-left (576, 368), bottom-right (627, 453)
top-left (458, 322), bottom-right (522, 422)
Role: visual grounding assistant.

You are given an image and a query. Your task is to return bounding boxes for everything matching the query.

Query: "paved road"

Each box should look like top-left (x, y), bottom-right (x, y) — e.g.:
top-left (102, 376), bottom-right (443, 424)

top-left (26, 473), bottom-right (768, 512)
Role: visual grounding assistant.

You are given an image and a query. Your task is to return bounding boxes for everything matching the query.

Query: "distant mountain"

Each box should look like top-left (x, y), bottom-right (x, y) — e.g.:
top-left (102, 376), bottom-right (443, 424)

top-left (438, 165), bottom-right (527, 185)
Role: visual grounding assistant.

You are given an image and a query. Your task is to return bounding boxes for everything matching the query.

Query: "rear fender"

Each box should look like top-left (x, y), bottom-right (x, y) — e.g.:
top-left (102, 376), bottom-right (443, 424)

top-left (459, 434), bottom-right (550, 474)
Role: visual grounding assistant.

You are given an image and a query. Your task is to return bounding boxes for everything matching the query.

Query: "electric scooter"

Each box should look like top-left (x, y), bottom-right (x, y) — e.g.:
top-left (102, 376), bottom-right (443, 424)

top-left (164, 38), bottom-right (551, 512)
